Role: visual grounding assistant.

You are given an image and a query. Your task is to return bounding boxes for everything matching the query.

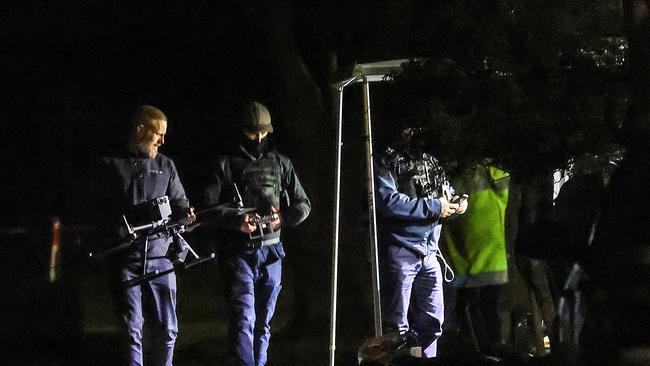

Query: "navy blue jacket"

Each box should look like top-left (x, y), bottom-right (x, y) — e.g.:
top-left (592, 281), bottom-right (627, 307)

top-left (374, 150), bottom-right (449, 257)
top-left (96, 151), bottom-right (190, 258)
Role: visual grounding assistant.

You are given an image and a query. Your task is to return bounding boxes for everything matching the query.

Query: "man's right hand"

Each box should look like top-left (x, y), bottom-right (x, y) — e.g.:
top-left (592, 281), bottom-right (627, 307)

top-left (239, 213), bottom-right (257, 233)
top-left (438, 196), bottom-right (459, 218)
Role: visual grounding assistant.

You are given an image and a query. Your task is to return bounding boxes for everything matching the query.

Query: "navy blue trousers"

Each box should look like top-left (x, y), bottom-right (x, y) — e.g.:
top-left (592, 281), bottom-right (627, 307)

top-left (220, 245), bottom-right (283, 366)
top-left (380, 244), bottom-right (444, 358)
top-left (113, 258), bottom-right (178, 366)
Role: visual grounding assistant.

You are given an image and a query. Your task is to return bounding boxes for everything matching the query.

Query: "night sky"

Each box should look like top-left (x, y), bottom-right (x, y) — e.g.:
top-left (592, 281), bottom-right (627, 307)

top-left (2, 3), bottom-right (304, 224)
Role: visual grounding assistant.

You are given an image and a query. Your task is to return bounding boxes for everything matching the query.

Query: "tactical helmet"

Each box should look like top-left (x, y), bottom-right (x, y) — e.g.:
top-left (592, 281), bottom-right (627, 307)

top-left (240, 101), bottom-right (274, 133)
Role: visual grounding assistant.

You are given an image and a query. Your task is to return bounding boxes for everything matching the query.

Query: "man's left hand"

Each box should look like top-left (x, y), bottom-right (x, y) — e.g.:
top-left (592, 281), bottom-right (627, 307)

top-left (180, 207), bottom-right (197, 225)
top-left (456, 199), bottom-right (468, 215)
top-left (270, 206), bottom-right (282, 230)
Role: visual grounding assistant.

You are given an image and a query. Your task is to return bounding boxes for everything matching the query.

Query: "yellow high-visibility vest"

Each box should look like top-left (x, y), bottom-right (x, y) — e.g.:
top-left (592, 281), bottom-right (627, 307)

top-left (441, 165), bottom-right (510, 287)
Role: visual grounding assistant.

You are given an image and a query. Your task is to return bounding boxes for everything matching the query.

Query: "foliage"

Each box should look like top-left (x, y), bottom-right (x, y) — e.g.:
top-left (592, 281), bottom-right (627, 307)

top-left (377, 1), bottom-right (627, 179)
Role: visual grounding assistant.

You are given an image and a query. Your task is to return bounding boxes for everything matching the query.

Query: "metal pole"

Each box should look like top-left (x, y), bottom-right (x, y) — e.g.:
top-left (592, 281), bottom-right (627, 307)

top-left (362, 79), bottom-right (382, 337)
top-left (328, 84), bottom-right (345, 366)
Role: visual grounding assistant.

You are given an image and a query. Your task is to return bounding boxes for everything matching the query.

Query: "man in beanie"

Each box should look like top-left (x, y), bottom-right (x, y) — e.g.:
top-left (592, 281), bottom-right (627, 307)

top-left (203, 101), bottom-right (311, 366)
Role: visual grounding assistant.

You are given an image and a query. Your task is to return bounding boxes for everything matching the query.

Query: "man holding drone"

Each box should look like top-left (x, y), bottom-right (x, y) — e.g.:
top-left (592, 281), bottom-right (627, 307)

top-left (93, 105), bottom-right (195, 366)
top-left (202, 101), bottom-right (311, 366)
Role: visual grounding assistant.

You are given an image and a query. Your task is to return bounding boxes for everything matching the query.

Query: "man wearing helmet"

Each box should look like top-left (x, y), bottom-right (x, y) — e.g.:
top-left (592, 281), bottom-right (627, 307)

top-left (203, 101), bottom-right (311, 366)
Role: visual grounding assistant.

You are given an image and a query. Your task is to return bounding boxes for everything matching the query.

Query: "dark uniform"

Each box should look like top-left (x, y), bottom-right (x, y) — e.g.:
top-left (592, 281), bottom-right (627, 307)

top-left (375, 147), bottom-right (454, 358)
top-left (203, 142), bottom-right (310, 366)
top-left (96, 151), bottom-right (191, 366)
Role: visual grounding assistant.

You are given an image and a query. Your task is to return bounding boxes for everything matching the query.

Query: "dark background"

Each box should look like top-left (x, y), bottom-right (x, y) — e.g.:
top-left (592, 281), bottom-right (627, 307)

top-left (2, 1), bottom-right (650, 365)
top-left (0, 2), bottom-right (371, 365)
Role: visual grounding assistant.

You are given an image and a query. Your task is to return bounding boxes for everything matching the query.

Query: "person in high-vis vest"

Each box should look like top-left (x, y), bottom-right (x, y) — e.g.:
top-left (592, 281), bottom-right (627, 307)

top-left (440, 165), bottom-right (510, 356)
